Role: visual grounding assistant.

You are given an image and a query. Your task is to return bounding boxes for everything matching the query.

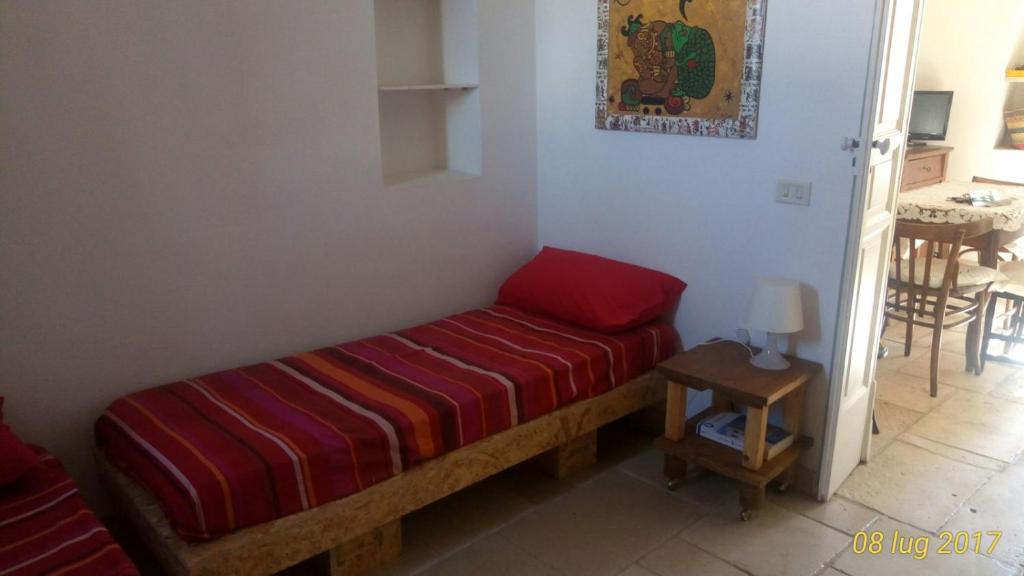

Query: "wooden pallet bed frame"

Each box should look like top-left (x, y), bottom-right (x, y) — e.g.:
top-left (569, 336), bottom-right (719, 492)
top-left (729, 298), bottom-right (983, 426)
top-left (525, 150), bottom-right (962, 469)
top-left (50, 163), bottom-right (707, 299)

top-left (97, 371), bottom-right (666, 576)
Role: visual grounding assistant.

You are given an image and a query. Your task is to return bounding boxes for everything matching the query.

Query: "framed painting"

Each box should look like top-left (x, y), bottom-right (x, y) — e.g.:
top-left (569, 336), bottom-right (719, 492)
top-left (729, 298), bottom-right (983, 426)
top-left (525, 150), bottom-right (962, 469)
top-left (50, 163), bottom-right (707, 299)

top-left (596, 0), bottom-right (768, 139)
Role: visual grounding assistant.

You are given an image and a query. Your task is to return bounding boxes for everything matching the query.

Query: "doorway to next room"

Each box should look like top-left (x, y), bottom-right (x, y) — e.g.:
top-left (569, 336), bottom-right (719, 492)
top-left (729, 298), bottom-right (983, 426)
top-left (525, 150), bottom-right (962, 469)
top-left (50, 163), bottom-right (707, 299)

top-left (828, 0), bottom-right (1024, 569)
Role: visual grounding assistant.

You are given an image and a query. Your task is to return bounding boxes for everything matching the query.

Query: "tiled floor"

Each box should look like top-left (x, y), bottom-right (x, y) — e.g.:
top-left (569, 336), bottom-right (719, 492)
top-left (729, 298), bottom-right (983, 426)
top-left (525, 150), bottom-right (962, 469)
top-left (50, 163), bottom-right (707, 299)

top-left (121, 327), bottom-right (1024, 576)
top-left (836, 324), bottom-right (1024, 573)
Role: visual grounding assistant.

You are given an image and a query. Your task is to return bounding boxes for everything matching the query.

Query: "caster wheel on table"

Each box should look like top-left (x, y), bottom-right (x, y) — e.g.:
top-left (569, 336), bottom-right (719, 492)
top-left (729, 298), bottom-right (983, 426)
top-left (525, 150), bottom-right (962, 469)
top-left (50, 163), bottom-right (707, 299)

top-left (740, 509), bottom-right (754, 522)
top-left (667, 478), bottom-right (684, 492)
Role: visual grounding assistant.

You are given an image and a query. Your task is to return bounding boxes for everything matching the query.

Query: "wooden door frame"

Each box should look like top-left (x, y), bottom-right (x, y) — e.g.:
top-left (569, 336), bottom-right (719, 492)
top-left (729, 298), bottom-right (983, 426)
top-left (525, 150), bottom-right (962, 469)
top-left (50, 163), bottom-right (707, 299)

top-left (819, 0), bottom-right (925, 500)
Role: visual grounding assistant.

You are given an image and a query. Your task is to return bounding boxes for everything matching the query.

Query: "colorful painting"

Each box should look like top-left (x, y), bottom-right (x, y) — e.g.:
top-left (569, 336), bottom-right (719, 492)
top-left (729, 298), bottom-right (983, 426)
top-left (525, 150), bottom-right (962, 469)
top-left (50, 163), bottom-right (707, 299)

top-left (596, 0), bottom-right (767, 139)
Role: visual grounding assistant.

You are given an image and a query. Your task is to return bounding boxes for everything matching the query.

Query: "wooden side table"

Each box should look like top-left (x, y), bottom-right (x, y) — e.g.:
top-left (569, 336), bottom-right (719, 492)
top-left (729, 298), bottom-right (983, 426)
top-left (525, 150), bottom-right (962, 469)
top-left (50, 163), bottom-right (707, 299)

top-left (653, 340), bottom-right (822, 520)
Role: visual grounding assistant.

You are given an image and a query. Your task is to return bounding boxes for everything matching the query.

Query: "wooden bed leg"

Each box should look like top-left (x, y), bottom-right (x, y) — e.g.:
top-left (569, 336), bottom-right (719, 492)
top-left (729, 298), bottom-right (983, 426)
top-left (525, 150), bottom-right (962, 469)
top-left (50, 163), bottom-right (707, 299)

top-left (535, 430), bottom-right (599, 480)
top-left (324, 519), bottom-right (402, 576)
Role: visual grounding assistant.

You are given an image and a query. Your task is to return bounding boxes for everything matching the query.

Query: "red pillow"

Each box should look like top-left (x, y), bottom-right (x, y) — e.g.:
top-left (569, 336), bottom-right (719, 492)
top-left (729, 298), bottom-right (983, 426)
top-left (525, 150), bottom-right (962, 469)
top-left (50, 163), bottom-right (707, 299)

top-left (497, 247), bottom-right (686, 332)
top-left (0, 397), bottom-right (38, 486)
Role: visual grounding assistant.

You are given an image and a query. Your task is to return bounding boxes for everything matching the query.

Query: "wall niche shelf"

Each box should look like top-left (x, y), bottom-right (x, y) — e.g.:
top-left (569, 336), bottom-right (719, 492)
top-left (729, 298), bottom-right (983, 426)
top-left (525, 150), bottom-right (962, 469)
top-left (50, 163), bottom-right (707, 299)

top-left (379, 83), bottom-right (479, 93)
top-left (374, 0), bottom-right (481, 188)
top-left (382, 168), bottom-right (478, 189)
top-left (1003, 70), bottom-right (1023, 148)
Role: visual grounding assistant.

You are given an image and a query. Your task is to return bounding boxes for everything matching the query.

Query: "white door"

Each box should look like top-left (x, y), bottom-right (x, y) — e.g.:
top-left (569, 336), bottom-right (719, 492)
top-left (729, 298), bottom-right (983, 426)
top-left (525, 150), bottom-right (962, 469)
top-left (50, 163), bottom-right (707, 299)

top-left (820, 0), bottom-right (924, 499)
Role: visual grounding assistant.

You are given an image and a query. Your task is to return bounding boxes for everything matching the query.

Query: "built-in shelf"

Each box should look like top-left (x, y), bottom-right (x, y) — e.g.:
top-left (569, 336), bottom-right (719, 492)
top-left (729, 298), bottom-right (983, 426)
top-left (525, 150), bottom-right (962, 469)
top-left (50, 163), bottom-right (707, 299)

top-left (382, 168), bottom-right (479, 189)
top-left (378, 83), bottom-right (479, 92)
top-left (374, 0), bottom-right (481, 187)
top-left (1003, 75), bottom-right (1022, 149)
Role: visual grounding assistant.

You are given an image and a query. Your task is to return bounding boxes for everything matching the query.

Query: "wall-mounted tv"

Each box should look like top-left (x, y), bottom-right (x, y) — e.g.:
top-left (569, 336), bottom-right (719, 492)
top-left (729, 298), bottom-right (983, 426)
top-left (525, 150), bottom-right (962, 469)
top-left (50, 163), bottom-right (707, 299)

top-left (908, 91), bottom-right (954, 144)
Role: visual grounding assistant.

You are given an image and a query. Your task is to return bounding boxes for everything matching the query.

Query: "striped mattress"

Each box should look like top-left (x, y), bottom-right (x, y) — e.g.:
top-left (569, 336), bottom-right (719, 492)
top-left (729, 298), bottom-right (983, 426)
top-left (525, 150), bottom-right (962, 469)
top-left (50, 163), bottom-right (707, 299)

top-left (96, 305), bottom-right (678, 541)
top-left (0, 448), bottom-right (138, 576)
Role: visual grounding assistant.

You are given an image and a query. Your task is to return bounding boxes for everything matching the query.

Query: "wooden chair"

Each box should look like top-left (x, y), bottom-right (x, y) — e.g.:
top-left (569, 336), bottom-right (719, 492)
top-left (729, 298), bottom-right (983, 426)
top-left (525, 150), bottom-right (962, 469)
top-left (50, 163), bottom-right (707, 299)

top-left (981, 261), bottom-right (1024, 369)
top-left (886, 218), bottom-right (1000, 396)
top-left (973, 176), bottom-right (1024, 186)
top-left (973, 176), bottom-right (1024, 352)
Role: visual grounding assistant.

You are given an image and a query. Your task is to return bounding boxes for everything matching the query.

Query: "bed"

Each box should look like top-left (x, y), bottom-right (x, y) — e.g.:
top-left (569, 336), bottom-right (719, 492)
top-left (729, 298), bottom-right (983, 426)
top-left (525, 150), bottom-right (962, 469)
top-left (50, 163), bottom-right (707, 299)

top-left (95, 304), bottom-right (679, 576)
top-left (0, 448), bottom-right (138, 576)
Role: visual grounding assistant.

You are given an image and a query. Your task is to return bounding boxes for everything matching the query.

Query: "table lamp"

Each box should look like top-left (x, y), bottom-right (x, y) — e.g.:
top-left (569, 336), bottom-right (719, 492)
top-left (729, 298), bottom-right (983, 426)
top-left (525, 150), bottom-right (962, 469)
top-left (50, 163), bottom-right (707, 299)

top-left (746, 277), bottom-right (804, 370)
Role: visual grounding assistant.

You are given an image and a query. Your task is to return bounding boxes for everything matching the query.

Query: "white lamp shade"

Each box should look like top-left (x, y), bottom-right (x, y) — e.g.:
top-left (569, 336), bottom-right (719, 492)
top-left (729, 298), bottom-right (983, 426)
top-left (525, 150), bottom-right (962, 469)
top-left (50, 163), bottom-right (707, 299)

top-left (746, 277), bottom-right (804, 334)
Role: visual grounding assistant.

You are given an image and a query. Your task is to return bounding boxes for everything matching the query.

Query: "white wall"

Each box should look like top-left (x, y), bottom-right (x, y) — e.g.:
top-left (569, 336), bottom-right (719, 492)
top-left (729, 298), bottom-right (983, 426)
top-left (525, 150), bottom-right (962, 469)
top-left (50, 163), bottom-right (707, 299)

top-left (915, 0), bottom-right (1024, 182)
top-left (0, 1), bottom-right (536, 504)
top-left (537, 0), bottom-right (880, 472)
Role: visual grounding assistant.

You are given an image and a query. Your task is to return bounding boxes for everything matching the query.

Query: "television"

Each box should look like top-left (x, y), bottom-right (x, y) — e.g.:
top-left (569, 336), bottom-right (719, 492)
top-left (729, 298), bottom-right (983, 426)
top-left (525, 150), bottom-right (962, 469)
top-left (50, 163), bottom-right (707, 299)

top-left (908, 91), bottom-right (953, 144)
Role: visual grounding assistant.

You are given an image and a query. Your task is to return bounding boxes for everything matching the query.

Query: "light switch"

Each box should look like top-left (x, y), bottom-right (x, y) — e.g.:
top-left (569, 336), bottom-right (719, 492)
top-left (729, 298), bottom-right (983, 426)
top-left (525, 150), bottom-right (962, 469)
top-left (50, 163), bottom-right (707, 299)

top-left (776, 180), bottom-right (812, 206)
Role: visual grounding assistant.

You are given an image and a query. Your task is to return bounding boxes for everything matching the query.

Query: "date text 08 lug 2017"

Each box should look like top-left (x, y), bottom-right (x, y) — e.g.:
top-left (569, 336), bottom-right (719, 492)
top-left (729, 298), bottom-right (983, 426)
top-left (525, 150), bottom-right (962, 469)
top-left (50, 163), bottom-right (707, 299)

top-left (852, 530), bottom-right (1002, 561)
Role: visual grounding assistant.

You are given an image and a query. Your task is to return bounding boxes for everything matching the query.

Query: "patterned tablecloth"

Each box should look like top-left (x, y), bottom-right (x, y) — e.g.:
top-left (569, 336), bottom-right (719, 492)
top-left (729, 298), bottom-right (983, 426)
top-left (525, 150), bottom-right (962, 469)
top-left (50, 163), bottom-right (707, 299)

top-left (898, 181), bottom-right (1024, 232)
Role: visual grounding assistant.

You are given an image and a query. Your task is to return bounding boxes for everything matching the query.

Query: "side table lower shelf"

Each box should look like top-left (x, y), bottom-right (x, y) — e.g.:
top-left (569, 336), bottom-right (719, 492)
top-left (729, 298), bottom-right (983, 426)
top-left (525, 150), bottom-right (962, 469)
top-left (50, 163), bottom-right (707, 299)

top-left (654, 434), bottom-right (811, 488)
top-left (654, 433), bottom-right (813, 521)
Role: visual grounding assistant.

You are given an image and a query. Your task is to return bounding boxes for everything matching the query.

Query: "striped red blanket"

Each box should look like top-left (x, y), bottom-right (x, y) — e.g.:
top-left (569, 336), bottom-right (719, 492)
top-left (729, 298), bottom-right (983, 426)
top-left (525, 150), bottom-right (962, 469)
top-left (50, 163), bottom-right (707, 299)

top-left (0, 448), bottom-right (138, 576)
top-left (96, 306), bottom-right (678, 541)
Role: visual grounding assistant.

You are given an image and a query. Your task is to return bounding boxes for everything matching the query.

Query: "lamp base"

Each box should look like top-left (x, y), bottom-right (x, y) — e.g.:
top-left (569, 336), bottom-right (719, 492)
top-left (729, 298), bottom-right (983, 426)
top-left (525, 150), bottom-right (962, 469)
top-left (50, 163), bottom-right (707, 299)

top-left (749, 333), bottom-right (791, 371)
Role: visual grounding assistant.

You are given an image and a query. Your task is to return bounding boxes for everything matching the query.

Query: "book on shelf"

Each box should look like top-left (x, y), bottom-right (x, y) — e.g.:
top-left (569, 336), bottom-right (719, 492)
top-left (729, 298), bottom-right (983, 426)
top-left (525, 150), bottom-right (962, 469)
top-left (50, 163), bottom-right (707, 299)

top-left (697, 412), bottom-right (794, 460)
